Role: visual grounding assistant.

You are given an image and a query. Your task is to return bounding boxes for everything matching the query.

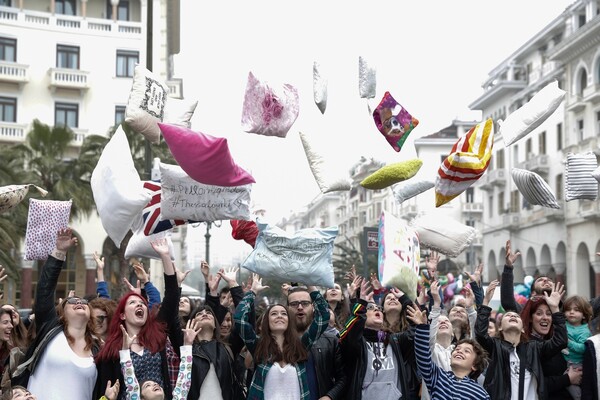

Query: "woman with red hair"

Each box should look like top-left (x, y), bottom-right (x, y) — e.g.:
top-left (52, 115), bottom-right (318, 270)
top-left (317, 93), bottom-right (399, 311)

top-left (93, 238), bottom-right (182, 400)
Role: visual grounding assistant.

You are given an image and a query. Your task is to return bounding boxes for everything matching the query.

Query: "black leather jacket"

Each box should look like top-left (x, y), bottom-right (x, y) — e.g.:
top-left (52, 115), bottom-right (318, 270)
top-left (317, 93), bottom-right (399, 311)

top-left (308, 331), bottom-right (347, 400)
top-left (475, 305), bottom-right (567, 400)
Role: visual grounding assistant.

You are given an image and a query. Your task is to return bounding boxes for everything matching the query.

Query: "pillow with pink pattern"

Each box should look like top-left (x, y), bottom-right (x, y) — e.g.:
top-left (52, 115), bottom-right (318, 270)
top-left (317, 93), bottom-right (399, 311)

top-left (24, 199), bottom-right (72, 260)
top-left (158, 123), bottom-right (255, 187)
top-left (241, 71), bottom-right (299, 138)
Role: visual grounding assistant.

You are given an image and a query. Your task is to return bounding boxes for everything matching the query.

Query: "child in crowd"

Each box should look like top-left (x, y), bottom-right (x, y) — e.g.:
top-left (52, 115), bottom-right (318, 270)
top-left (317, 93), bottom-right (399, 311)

top-left (562, 295), bottom-right (593, 400)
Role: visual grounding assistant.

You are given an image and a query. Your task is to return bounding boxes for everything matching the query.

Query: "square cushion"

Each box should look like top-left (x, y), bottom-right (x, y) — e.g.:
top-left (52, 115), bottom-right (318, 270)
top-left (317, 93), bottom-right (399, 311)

top-left (373, 92), bottom-right (419, 152)
top-left (91, 125), bottom-right (152, 248)
top-left (500, 81), bottom-right (565, 147)
top-left (158, 122), bottom-right (255, 187)
top-left (0, 184), bottom-right (47, 213)
top-left (313, 61), bottom-right (327, 114)
top-left (24, 199), bottom-right (72, 260)
top-left (511, 168), bottom-right (560, 209)
top-left (392, 179), bottom-right (435, 204)
top-left (565, 152), bottom-right (598, 201)
top-left (435, 118), bottom-right (494, 207)
top-left (242, 222), bottom-right (337, 287)
top-left (141, 181), bottom-right (197, 235)
top-left (360, 159), bottom-right (422, 190)
top-left (358, 56), bottom-right (376, 99)
top-left (409, 213), bottom-right (476, 258)
top-left (125, 227), bottom-right (175, 261)
top-left (241, 71), bottom-right (299, 138)
top-left (299, 131), bottom-right (351, 193)
top-left (159, 163), bottom-right (252, 222)
top-left (230, 220), bottom-right (259, 248)
top-left (378, 211), bottom-right (420, 300)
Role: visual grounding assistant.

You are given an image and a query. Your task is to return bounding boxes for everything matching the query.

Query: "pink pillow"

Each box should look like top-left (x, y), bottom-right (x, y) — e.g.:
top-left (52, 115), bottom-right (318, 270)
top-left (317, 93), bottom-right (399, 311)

top-left (24, 199), bottom-right (72, 260)
top-left (158, 123), bottom-right (255, 187)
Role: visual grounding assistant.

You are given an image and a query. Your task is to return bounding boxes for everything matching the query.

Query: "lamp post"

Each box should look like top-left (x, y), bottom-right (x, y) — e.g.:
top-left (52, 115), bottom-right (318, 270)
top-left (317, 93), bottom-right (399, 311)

top-left (204, 222), bottom-right (211, 265)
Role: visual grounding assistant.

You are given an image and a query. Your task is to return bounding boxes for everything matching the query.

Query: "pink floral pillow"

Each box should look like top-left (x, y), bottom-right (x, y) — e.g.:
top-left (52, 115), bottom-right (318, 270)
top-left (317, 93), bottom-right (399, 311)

top-left (24, 199), bottom-right (72, 260)
top-left (158, 123), bottom-right (255, 187)
top-left (373, 92), bottom-right (419, 152)
top-left (241, 71), bottom-right (299, 138)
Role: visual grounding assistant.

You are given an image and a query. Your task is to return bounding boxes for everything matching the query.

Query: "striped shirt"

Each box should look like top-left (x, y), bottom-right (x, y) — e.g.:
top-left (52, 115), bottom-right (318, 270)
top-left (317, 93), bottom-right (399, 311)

top-left (415, 324), bottom-right (490, 400)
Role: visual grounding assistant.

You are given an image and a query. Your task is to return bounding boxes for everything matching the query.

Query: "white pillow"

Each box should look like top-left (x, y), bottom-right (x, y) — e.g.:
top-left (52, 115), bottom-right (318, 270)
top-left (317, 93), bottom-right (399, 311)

top-left (511, 168), bottom-right (560, 209)
top-left (392, 179), bottom-right (435, 204)
top-left (409, 213), bottom-right (476, 258)
top-left (565, 152), bottom-right (598, 201)
top-left (91, 125), bottom-right (152, 248)
top-left (163, 97), bottom-right (198, 130)
top-left (125, 227), bottom-right (175, 261)
top-left (313, 61), bottom-right (328, 114)
top-left (299, 132), bottom-right (351, 193)
top-left (159, 163), bottom-right (251, 221)
top-left (500, 81), bottom-right (565, 147)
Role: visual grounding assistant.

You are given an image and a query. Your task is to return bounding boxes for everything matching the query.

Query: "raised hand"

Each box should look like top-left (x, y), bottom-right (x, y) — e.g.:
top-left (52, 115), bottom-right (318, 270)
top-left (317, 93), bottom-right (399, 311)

top-left (251, 273), bottom-right (269, 294)
top-left (359, 278), bottom-right (373, 302)
top-left (219, 266), bottom-right (239, 287)
top-left (93, 251), bottom-right (105, 270)
top-left (150, 238), bottom-right (170, 257)
top-left (416, 285), bottom-right (427, 306)
top-left (207, 272), bottom-right (222, 296)
top-left (0, 266), bottom-right (7, 284)
top-left (465, 263), bottom-right (483, 285)
top-left (463, 285), bottom-right (475, 308)
top-left (174, 264), bottom-right (191, 287)
top-left (132, 262), bottom-right (149, 285)
top-left (389, 287), bottom-right (405, 299)
top-left (406, 304), bottom-right (427, 325)
top-left (183, 319), bottom-right (201, 345)
top-left (123, 277), bottom-right (142, 296)
top-left (544, 282), bottom-right (565, 313)
top-left (349, 275), bottom-right (362, 298)
top-left (105, 379), bottom-right (120, 400)
top-left (344, 264), bottom-right (357, 283)
top-left (281, 283), bottom-right (291, 298)
top-left (370, 272), bottom-right (382, 291)
top-left (200, 261), bottom-right (210, 280)
top-left (120, 324), bottom-right (137, 350)
top-left (505, 240), bottom-right (521, 268)
top-left (425, 251), bottom-right (440, 278)
top-left (430, 280), bottom-right (441, 307)
top-left (56, 227), bottom-right (78, 252)
top-left (483, 279), bottom-right (499, 306)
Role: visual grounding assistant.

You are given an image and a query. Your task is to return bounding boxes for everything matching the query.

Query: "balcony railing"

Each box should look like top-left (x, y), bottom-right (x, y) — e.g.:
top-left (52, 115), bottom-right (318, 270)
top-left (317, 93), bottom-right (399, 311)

top-left (400, 204), bottom-right (418, 220)
top-left (583, 83), bottom-right (600, 104)
top-left (520, 154), bottom-right (550, 175)
top-left (0, 61), bottom-right (29, 85)
top-left (166, 79), bottom-right (183, 99)
top-left (461, 202), bottom-right (483, 214)
top-left (0, 122), bottom-right (27, 142)
top-left (48, 68), bottom-right (90, 92)
top-left (580, 201), bottom-right (600, 220)
top-left (487, 168), bottom-right (507, 187)
top-left (566, 93), bottom-right (587, 113)
top-left (502, 213), bottom-right (520, 229)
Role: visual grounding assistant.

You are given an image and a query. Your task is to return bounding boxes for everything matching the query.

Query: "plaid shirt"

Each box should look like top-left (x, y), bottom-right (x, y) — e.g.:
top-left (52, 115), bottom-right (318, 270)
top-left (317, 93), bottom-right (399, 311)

top-left (234, 290), bottom-right (330, 400)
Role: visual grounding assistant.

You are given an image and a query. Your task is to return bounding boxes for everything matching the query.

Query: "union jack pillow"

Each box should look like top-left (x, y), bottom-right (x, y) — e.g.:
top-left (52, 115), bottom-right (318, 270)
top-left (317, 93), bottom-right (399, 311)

top-left (141, 181), bottom-right (196, 235)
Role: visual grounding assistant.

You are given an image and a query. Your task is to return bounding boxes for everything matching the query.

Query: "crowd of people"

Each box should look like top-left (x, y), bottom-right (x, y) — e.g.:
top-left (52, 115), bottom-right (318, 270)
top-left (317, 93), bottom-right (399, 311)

top-left (1, 231), bottom-right (600, 400)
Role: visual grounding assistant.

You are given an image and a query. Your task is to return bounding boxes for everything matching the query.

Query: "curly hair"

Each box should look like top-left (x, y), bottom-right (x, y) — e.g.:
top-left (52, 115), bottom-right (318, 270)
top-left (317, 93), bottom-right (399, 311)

top-left (454, 338), bottom-right (489, 379)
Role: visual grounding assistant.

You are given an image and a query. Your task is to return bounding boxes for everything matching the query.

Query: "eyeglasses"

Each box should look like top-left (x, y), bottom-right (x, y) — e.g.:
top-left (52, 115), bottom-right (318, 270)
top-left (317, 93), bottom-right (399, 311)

top-left (96, 315), bottom-right (108, 324)
top-left (366, 304), bottom-right (383, 312)
top-left (65, 297), bottom-right (88, 305)
top-left (288, 301), bottom-right (312, 309)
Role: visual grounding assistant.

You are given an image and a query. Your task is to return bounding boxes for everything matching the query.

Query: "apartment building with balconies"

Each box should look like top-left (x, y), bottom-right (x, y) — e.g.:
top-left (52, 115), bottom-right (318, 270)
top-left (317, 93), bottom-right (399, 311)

top-left (470, 0), bottom-right (600, 298)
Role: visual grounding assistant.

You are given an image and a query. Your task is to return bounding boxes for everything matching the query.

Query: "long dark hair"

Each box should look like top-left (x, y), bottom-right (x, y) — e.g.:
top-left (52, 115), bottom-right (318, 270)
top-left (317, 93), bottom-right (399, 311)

top-left (381, 292), bottom-right (409, 333)
top-left (254, 304), bottom-right (307, 365)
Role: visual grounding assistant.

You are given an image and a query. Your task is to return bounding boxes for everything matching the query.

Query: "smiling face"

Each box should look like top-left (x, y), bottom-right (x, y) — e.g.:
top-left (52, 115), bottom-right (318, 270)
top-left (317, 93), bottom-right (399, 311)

top-left (121, 295), bottom-right (148, 328)
top-left (140, 380), bottom-right (164, 400)
top-left (62, 297), bottom-right (91, 323)
top-left (383, 293), bottom-right (402, 313)
top-left (91, 307), bottom-right (108, 337)
top-left (220, 312), bottom-right (232, 338)
top-left (325, 284), bottom-right (343, 302)
top-left (436, 315), bottom-right (452, 338)
top-left (533, 276), bottom-right (553, 295)
top-left (268, 305), bottom-right (289, 333)
top-left (193, 308), bottom-right (216, 332)
top-left (11, 387), bottom-right (37, 400)
top-left (531, 304), bottom-right (552, 336)
top-left (0, 312), bottom-right (13, 342)
top-left (178, 297), bottom-right (191, 317)
top-left (450, 342), bottom-right (477, 373)
top-left (1, 304), bottom-right (20, 326)
top-left (500, 311), bottom-right (524, 333)
top-left (449, 305), bottom-right (468, 325)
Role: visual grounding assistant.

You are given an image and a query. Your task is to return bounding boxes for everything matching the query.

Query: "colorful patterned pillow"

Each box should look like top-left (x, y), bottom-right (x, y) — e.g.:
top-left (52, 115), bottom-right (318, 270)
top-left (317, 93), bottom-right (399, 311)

top-left (358, 56), bottom-right (376, 99)
top-left (242, 222), bottom-right (337, 287)
top-left (241, 71), bottom-right (299, 138)
top-left (392, 179), bottom-right (435, 204)
top-left (158, 123), bottom-right (255, 187)
top-left (0, 184), bottom-right (47, 213)
top-left (299, 131), bottom-right (351, 193)
top-left (435, 118), bottom-right (494, 207)
top-left (500, 81), bottom-right (566, 147)
top-left (360, 159), bottom-right (422, 190)
top-left (565, 152), bottom-right (598, 201)
top-left (409, 213), bottom-right (476, 258)
top-left (231, 220), bottom-right (259, 248)
top-left (24, 199), bottom-right (72, 260)
top-left (91, 126), bottom-right (152, 248)
top-left (511, 168), bottom-right (560, 209)
top-left (141, 181), bottom-right (197, 236)
top-left (159, 163), bottom-right (252, 222)
top-left (313, 61), bottom-right (327, 114)
top-left (373, 92), bottom-right (419, 152)
top-left (125, 227), bottom-right (175, 261)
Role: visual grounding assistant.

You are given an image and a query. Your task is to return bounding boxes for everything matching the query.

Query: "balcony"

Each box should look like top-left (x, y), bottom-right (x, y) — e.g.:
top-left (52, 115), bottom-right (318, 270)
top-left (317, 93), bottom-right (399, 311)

top-left (487, 168), bottom-right (507, 187)
top-left (566, 93), bottom-right (587, 113)
top-left (580, 201), bottom-right (600, 220)
top-left (0, 122), bottom-right (27, 143)
top-left (400, 204), bottom-right (418, 220)
top-left (542, 202), bottom-right (564, 220)
top-left (526, 154), bottom-right (550, 175)
top-left (502, 213), bottom-right (521, 229)
top-left (470, 236), bottom-right (483, 247)
top-left (70, 128), bottom-right (88, 146)
top-left (579, 136), bottom-right (600, 156)
top-left (461, 202), bottom-right (483, 214)
top-left (48, 68), bottom-right (90, 94)
top-left (583, 83), bottom-right (600, 104)
top-left (166, 79), bottom-right (183, 99)
top-left (0, 61), bottom-right (29, 86)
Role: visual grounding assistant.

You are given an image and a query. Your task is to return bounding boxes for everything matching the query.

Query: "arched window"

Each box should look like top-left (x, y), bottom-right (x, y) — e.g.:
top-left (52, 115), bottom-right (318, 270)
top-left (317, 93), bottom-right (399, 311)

top-left (578, 69), bottom-right (588, 96)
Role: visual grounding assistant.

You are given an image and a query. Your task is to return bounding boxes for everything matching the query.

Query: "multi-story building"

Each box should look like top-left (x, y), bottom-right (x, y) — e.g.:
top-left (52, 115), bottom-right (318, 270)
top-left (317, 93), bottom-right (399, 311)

top-left (469, 0), bottom-right (600, 297)
top-left (0, 0), bottom-right (185, 306)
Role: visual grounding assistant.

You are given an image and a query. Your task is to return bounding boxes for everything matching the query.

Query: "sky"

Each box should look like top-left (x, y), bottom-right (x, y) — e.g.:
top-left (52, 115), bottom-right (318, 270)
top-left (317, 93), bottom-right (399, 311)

top-left (173, 0), bottom-right (575, 267)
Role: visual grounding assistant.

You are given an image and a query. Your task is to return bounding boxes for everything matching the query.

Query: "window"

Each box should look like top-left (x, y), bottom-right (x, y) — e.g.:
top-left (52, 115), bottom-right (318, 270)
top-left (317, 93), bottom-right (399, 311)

top-left (376, 202), bottom-right (382, 217)
top-left (577, 119), bottom-right (584, 142)
top-left (579, 69), bottom-right (588, 96)
top-left (538, 131), bottom-right (546, 154)
top-left (557, 123), bottom-right (563, 150)
top-left (0, 0), bottom-right (11, 6)
top-left (578, 13), bottom-right (586, 29)
top-left (107, 0), bottom-right (130, 20)
top-left (465, 187), bottom-right (474, 203)
top-left (510, 190), bottom-right (520, 213)
top-left (56, 45), bottom-right (79, 69)
top-left (56, 0), bottom-right (76, 15)
top-left (0, 37), bottom-right (16, 61)
top-left (556, 174), bottom-right (563, 201)
top-left (525, 138), bottom-right (532, 158)
top-left (497, 191), bottom-right (504, 214)
top-left (496, 149), bottom-right (505, 168)
top-left (0, 97), bottom-right (16, 122)
top-left (115, 105), bottom-right (126, 126)
top-left (465, 219), bottom-right (475, 228)
top-left (513, 145), bottom-right (519, 164)
top-left (488, 195), bottom-right (494, 218)
top-left (116, 50), bottom-right (138, 77)
top-left (597, 111), bottom-right (600, 134)
top-left (55, 102), bottom-right (78, 128)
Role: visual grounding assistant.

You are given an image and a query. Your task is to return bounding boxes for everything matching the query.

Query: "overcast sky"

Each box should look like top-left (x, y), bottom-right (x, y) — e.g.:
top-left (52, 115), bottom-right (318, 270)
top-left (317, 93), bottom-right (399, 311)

top-left (173, 0), bottom-right (575, 267)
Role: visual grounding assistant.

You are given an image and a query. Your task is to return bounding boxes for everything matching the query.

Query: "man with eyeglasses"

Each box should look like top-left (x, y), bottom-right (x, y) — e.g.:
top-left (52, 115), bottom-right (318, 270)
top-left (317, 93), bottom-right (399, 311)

top-left (287, 286), bottom-right (347, 400)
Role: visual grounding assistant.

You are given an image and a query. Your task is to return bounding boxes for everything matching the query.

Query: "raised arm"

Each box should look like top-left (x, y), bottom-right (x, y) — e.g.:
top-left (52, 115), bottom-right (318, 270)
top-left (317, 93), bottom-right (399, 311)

top-left (540, 283), bottom-right (568, 359)
top-left (93, 251), bottom-right (110, 299)
top-left (300, 285), bottom-right (330, 349)
top-left (501, 240), bottom-right (522, 313)
top-left (233, 273), bottom-right (267, 355)
top-left (475, 280), bottom-right (499, 353)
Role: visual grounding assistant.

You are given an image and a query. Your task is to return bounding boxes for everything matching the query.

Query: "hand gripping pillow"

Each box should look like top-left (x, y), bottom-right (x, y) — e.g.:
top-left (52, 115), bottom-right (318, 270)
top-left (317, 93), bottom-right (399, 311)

top-left (24, 199), bottom-right (72, 260)
top-left (565, 152), bottom-right (598, 201)
top-left (373, 92), bottom-right (419, 152)
top-left (141, 181), bottom-right (197, 235)
top-left (158, 122), bottom-right (255, 187)
top-left (0, 184), bottom-right (47, 213)
top-left (392, 179), bottom-right (435, 204)
top-left (435, 118), bottom-right (494, 207)
top-left (358, 56), bottom-right (376, 99)
top-left (313, 61), bottom-right (328, 114)
top-left (125, 228), bottom-right (175, 261)
top-left (231, 220), bottom-right (259, 248)
top-left (360, 159), bottom-right (422, 190)
top-left (409, 213), bottom-right (476, 258)
top-left (91, 126), bottom-right (152, 248)
top-left (378, 211), bottom-right (420, 300)
top-left (299, 131), bottom-right (351, 193)
top-left (511, 168), bottom-right (560, 209)
top-left (242, 222), bottom-right (337, 287)
top-left (159, 163), bottom-right (251, 222)
top-left (241, 71), bottom-right (299, 138)
top-left (500, 81), bottom-right (566, 147)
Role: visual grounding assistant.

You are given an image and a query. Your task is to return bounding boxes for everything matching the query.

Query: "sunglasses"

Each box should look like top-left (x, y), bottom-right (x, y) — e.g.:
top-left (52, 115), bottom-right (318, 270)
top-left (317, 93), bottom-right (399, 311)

top-left (288, 301), bottom-right (312, 309)
top-left (65, 297), bottom-right (88, 305)
top-left (96, 315), bottom-right (108, 324)
top-left (366, 304), bottom-right (383, 312)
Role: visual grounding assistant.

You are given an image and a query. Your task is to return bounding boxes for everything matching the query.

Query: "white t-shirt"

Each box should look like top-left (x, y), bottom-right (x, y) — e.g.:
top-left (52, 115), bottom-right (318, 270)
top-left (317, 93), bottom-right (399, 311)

top-left (28, 331), bottom-right (97, 400)
top-left (263, 362), bottom-right (301, 400)
top-left (198, 363), bottom-right (224, 400)
top-left (509, 348), bottom-right (537, 400)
